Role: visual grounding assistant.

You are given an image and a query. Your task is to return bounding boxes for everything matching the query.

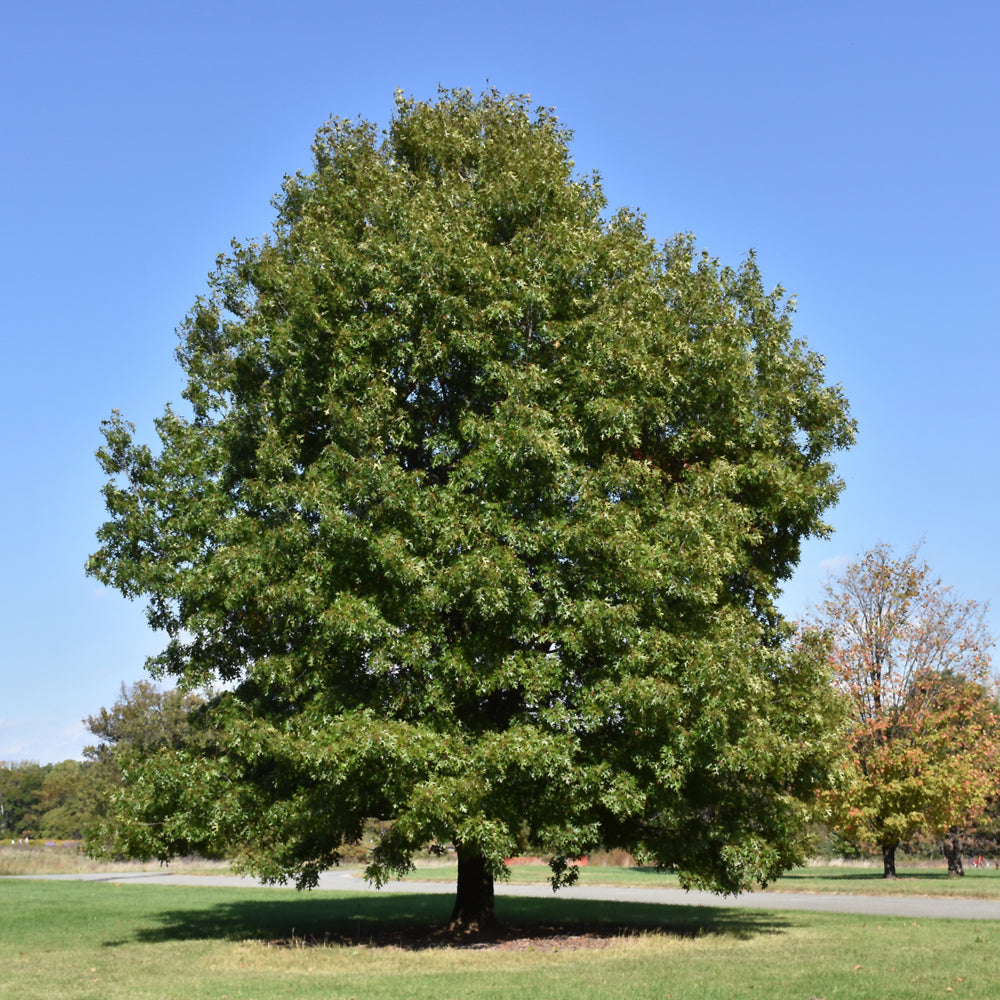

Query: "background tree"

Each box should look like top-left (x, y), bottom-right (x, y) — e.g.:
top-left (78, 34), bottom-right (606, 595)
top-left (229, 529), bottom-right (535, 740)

top-left (82, 680), bottom-right (206, 832)
top-left (920, 673), bottom-right (1000, 875)
top-left (84, 682), bottom-right (205, 773)
top-left (0, 686), bottom-right (206, 844)
top-left (812, 543), bottom-right (996, 877)
top-left (940, 772), bottom-right (1000, 874)
top-left (88, 88), bottom-right (854, 930)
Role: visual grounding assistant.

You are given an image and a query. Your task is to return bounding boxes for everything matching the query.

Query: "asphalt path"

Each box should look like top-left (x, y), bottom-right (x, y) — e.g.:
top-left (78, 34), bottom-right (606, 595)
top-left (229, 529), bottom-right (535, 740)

top-left (12, 869), bottom-right (1000, 921)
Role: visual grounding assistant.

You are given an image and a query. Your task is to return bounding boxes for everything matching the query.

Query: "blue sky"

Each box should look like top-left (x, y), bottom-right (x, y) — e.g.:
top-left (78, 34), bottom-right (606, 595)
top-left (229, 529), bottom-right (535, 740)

top-left (2, 0), bottom-right (997, 763)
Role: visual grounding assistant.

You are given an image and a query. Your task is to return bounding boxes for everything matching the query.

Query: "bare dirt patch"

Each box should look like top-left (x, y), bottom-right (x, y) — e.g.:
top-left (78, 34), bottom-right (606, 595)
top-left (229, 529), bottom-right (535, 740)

top-left (265, 922), bottom-right (686, 952)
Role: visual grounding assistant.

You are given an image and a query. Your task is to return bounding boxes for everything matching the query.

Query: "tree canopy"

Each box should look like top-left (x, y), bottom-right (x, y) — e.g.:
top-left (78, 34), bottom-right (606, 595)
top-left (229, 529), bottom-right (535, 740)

top-left (88, 88), bottom-right (855, 928)
top-left (83, 680), bottom-right (207, 833)
top-left (84, 681), bottom-right (206, 768)
top-left (811, 543), bottom-right (997, 877)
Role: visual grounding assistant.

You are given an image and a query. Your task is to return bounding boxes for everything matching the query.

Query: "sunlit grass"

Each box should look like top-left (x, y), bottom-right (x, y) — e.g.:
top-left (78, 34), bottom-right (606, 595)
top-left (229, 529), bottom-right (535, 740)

top-left (2, 879), bottom-right (999, 999)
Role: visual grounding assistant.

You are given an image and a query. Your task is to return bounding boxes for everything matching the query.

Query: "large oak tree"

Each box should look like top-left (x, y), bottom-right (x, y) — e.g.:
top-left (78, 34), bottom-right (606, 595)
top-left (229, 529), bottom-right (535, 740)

top-left (88, 88), bottom-right (854, 929)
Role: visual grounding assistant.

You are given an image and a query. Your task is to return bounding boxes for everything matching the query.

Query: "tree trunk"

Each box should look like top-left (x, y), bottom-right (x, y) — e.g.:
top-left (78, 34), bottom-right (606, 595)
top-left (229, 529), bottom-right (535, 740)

top-left (449, 844), bottom-right (496, 932)
top-left (881, 842), bottom-right (898, 879)
top-left (943, 834), bottom-right (965, 876)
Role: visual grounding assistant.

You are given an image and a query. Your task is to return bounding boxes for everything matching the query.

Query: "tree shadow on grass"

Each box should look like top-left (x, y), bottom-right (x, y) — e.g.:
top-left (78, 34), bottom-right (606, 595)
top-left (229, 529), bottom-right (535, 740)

top-left (108, 892), bottom-right (790, 950)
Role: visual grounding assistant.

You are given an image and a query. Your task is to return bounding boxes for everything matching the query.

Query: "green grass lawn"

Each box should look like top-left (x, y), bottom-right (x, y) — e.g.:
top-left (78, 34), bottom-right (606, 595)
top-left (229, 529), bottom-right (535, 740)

top-left (2, 879), bottom-right (999, 999)
top-left (403, 861), bottom-right (1000, 899)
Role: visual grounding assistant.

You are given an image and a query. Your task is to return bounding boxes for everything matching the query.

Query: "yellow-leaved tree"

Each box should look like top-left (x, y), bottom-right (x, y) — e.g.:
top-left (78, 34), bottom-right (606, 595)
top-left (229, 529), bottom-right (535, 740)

top-left (811, 544), bottom-right (997, 877)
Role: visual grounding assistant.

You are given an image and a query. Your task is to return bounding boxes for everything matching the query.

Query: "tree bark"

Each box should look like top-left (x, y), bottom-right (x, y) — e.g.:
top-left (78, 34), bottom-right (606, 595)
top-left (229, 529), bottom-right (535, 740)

top-left (881, 842), bottom-right (898, 879)
top-left (449, 844), bottom-right (496, 932)
top-left (943, 834), bottom-right (965, 876)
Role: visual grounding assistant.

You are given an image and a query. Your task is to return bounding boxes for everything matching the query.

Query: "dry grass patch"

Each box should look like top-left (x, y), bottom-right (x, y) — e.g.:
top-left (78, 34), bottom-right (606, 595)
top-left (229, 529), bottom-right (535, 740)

top-left (0, 844), bottom-right (229, 877)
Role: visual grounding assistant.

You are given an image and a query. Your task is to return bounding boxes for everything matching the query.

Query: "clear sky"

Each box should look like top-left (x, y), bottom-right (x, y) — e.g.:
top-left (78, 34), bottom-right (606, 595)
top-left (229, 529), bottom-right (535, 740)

top-left (3, 0), bottom-right (997, 764)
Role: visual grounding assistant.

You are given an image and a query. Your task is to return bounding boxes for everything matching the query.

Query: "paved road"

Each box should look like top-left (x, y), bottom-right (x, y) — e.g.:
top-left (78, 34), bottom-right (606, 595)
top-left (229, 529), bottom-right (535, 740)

top-left (13, 869), bottom-right (1000, 921)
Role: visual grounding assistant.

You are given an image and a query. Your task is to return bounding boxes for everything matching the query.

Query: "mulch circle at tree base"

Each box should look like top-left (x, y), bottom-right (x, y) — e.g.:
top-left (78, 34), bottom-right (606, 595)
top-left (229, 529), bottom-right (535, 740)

top-left (265, 922), bottom-right (686, 952)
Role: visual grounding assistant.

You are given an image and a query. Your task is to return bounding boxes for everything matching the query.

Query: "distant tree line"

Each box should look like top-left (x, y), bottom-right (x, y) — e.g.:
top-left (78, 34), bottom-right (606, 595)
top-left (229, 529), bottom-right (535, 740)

top-left (0, 758), bottom-right (99, 841)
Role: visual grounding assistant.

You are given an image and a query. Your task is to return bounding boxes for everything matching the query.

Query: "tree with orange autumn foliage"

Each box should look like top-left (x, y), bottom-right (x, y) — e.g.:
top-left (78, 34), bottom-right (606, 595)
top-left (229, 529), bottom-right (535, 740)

top-left (811, 544), bottom-right (997, 877)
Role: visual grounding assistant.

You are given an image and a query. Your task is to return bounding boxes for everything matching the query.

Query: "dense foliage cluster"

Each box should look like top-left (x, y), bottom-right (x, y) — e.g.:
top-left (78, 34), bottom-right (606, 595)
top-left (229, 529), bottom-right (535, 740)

top-left (0, 760), bottom-right (69, 840)
top-left (88, 89), bottom-right (855, 926)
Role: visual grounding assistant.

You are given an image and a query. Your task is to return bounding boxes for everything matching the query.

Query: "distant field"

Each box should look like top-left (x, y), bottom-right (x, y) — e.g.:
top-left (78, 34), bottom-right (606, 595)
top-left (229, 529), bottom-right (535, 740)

top-left (3, 878), bottom-right (1000, 999)
top-left (0, 844), bottom-right (229, 878)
